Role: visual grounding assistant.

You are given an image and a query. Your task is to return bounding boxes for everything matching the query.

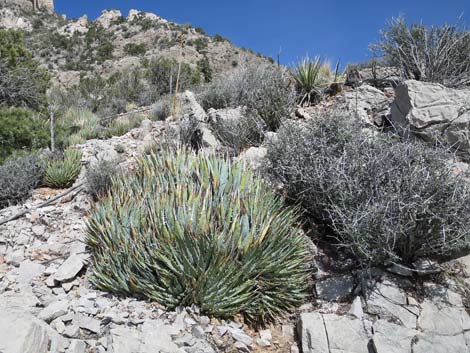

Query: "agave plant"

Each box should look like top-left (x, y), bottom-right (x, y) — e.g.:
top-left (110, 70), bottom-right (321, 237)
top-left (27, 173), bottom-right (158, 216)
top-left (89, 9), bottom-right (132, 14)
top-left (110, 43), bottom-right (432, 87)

top-left (86, 150), bottom-right (310, 324)
top-left (292, 56), bottom-right (342, 106)
top-left (44, 149), bottom-right (82, 188)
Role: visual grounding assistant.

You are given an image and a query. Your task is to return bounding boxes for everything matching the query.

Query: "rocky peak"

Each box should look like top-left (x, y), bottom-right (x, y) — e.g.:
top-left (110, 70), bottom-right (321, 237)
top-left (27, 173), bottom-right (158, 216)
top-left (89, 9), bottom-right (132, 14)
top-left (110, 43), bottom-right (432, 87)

top-left (0, 0), bottom-right (54, 12)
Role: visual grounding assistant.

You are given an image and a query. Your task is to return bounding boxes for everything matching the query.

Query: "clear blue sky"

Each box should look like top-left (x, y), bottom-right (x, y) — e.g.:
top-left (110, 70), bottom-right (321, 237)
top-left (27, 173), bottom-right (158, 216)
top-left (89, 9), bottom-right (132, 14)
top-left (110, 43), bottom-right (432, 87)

top-left (56, 0), bottom-right (470, 66)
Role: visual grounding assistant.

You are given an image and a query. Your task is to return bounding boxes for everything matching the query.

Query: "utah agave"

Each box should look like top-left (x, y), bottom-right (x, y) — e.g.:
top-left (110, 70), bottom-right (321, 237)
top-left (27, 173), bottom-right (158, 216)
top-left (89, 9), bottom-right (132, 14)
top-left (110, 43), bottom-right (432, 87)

top-left (86, 150), bottom-right (310, 324)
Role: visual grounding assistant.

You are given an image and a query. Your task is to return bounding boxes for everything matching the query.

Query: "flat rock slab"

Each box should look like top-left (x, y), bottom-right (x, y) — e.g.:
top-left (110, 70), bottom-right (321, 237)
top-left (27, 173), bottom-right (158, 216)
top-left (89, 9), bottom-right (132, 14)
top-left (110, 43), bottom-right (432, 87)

top-left (298, 312), bottom-right (370, 353)
top-left (52, 253), bottom-right (88, 284)
top-left (367, 281), bottom-right (418, 329)
top-left (418, 301), bottom-right (470, 335)
top-left (372, 320), bottom-right (418, 353)
top-left (413, 333), bottom-right (468, 353)
top-left (0, 307), bottom-right (50, 353)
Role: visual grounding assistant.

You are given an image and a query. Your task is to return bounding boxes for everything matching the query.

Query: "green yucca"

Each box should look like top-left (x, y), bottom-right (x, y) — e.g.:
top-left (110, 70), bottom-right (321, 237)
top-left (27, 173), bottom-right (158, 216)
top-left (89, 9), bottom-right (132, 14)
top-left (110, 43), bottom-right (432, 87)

top-left (292, 56), bottom-right (342, 106)
top-left (44, 149), bottom-right (82, 188)
top-left (86, 150), bottom-right (310, 324)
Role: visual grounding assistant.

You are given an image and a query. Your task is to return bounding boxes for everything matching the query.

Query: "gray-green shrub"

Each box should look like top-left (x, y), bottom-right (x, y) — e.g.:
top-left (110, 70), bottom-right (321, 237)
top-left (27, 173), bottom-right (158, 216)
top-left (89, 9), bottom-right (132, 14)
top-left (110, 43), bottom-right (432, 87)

top-left (199, 64), bottom-right (295, 131)
top-left (265, 115), bottom-right (470, 264)
top-left (86, 159), bottom-right (119, 200)
top-left (0, 154), bottom-right (44, 209)
top-left (374, 17), bottom-right (470, 87)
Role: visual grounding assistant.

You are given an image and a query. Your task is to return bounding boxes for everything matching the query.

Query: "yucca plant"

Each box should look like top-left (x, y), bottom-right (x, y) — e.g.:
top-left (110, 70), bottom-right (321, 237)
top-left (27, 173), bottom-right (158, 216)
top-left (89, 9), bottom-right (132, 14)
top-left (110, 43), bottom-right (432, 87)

top-left (86, 150), bottom-right (310, 324)
top-left (292, 56), bottom-right (342, 106)
top-left (44, 149), bottom-right (82, 188)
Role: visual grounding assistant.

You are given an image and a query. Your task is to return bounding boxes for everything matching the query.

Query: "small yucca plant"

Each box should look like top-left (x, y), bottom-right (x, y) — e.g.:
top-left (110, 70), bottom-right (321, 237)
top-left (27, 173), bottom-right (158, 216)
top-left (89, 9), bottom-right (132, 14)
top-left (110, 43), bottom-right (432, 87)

top-left (86, 150), bottom-right (310, 324)
top-left (292, 56), bottom-right (342, 106)
top-left (44, 149), bottom-right (82, 188)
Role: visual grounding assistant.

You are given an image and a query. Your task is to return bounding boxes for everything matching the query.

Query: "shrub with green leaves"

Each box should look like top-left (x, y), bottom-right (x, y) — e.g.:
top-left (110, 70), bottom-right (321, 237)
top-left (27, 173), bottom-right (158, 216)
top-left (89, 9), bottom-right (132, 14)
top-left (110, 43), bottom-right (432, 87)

top-left (0, 154), bottom-right (44, 209)
top-left (124, 43), bottom-right (147, 56)
top-left (0, 107), bottom-right (50, 163)
top-left (265, 116), bottom-right (470, 265)
top-left (44, 149), bottom-right (82, 188)
top-left (199, 64), bottom-right (295, 131)
top-left (86, 150), bottom-right (309, 323)
top-left (0, 29), bottom-right (50, 110)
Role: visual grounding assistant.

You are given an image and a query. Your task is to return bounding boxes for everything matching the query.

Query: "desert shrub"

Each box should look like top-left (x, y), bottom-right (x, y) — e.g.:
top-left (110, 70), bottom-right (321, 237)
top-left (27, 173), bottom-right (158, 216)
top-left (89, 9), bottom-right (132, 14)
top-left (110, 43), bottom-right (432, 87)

top-left (212, 113), bottom-right (265, 153)
top-left (0, 107), bottom-right (50, 163)
top-left (0, 29), bottom-right (50, 109)
top-left (151, 98), bottom-right (171, 121)
top-left (114, 144), bottom-right (126, 154)
top-left (197, 56), bottom-right (213, 82)
top-left (373, 17), bottom-right (470, 87)
top-left (44, 149), bottom-right (82, 188)
top-left (292, 56), bottom-right (342, 106)
top-left (124, 43), bottom-right (147, 56)
top-left (86, 159), bottom-right (119, 200)
top-left (199, 64), bottom-right (295, 131)
top-left (265, 116), bottom-right (470, 265)
top-left (145, 57), bottom-right (201, 96)
top-left (0, 154), bottom-right (45, 209)
top-left (86, 150), bottom-right (309, 323)
top-left (102, 115), bottom-right (143, 138)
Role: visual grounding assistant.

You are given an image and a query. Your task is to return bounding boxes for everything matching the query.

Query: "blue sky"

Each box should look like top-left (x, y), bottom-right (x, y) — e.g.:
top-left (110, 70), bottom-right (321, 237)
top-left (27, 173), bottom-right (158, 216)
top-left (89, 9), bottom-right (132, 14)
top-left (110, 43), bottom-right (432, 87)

top-left (56, 0), bottom-right (470, 66)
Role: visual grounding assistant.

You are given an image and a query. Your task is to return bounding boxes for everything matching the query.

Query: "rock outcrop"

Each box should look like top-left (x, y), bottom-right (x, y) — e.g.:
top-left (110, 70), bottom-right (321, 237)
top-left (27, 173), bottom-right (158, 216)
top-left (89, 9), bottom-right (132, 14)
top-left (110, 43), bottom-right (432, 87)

top-left (390, 80), bottom-right (470, 156)
top-left (1, 0), bottom-right (54, 12)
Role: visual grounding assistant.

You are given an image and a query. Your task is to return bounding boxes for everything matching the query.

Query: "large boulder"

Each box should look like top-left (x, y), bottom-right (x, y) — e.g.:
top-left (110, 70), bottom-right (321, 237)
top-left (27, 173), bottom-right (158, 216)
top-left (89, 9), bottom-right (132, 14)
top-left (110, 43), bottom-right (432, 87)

top-left (174, 91), bottom-right (207, 122)
top-left (390, 80), bottom-right (470, 155)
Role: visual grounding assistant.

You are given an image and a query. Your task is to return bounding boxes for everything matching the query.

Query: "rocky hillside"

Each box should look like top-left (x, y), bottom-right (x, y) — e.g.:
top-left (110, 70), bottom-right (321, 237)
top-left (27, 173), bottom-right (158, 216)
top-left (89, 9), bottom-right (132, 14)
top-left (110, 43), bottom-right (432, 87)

top-left (0, 2), bottom-right (271, 87)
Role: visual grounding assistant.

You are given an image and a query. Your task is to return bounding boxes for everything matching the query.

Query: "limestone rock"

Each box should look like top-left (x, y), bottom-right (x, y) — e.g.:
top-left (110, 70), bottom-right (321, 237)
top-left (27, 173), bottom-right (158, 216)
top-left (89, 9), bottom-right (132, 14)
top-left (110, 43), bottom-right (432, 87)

top-left (96, 9), bottom-right (122, 28)
top-left (298, 312), bottom-right (370, 353)
top-left (345, 85), bottom-right (391, 126)
top-left (372, 320), bottom-right (418, 353)
top-left (0, 307), bottom-right (50, 353)
top-left (238, 147), bottom-right (267, 170)
top-left (390, 80), bottom-right (470, 154)
top-left (51, 253), bottom-right (88, 284)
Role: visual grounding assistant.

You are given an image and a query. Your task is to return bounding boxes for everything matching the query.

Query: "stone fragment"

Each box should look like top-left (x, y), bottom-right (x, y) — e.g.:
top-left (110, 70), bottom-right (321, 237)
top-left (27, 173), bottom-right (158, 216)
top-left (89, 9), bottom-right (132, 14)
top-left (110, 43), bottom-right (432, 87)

top-left (38, 300), bottom-right (69, 323)
top-left (52, 254), bottom-right (88, 284)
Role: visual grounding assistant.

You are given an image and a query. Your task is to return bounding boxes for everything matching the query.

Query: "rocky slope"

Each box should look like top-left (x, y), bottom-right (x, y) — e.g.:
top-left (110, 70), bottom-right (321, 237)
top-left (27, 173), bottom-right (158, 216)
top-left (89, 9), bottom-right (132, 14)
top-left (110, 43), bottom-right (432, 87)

top-left (0, 3), bottom-right (271, 87)
top-left (0, 87), bottom-right (469, 353)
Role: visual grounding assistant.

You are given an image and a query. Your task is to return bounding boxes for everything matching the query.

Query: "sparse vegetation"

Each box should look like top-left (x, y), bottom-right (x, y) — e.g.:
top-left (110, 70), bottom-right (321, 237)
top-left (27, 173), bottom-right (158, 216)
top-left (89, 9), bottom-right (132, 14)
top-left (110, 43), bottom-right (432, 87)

top-left (86, 150), bottom-right (309, 323)
top-left (199, 64), bottom-right (295, 131)
top-left (374, 17), bottom-right (470, 87)
top-left (124, 43), bottom-right (147, 56)
top-left (265, 115), bottom-right (470, 264)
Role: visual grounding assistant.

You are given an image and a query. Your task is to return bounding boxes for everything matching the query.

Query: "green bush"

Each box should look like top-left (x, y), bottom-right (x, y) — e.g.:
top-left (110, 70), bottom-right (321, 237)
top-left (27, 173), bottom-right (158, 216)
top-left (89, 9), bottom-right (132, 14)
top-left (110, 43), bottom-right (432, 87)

top-left (0, 107), bottom-right (50, 163)
top-left (102, 115), bottom-right (143, 138)
top-left (151, 98), bottom-right (171, 121)
top-left (373, 17), bottom-right (470, 87)
top-left (86, 150), bottom-right (309, 323)
top-left (0, 154), bottom-right (45, 209)
top-left (197, 56), bottom-right (213, 82)
top-left (199, 64), bottom-right (295, 131)
top-left (124, 43), bottom-right (147, 56)
top-left (86, 159), bottom-right (119, 200)
top-left (44, 149), bottom-right (82, 188)
top-left (0, 29), bottom-right (50, 109)
top-left (265, 116), bottom-right (470, 265)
